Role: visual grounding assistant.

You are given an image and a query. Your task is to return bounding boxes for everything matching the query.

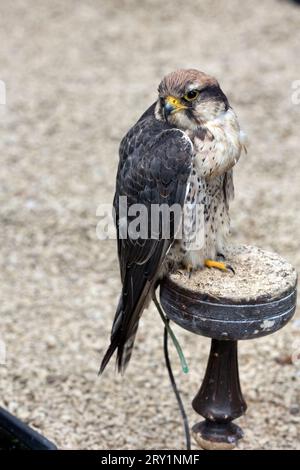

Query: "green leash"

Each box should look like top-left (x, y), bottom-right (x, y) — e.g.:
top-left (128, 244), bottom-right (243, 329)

top-left (153, 290), bottom-right (191, 450)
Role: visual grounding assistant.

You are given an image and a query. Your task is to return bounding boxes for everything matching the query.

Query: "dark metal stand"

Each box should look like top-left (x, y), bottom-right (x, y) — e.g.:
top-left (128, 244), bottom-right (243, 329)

top-left (160, 252), bottom-right (297, 450)
top-left (192, 340), bottom-right (246, 449)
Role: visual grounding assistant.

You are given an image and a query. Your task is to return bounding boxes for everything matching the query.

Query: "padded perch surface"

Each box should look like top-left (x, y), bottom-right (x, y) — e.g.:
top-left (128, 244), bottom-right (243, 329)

top-left (171, 245), bottom-right (297, 303)
top-left (160, 245), bottom-right (297, 340)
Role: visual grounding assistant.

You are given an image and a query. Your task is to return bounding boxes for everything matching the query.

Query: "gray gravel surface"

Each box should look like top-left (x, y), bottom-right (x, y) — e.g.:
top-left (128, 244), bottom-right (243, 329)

top-left (0, 0), bottom-right (299, 450)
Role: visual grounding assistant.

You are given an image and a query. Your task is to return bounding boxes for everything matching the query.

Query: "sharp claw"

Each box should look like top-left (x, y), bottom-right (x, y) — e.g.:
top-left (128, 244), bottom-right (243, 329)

top-left (217, 252), bottom-right (225, 260)
top-left (226, 264), bottom-right (235, 275)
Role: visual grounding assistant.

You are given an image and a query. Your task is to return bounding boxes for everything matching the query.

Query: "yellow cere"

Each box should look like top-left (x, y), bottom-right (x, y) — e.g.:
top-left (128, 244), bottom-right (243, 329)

top-left (165, 95), bottom-right (187, 111)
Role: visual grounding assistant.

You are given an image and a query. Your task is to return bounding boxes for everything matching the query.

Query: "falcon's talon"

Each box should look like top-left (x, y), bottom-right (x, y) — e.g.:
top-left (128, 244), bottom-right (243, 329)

top-left (226, 264), bottom-right (235, 275)
top-left (205, 259), bottom-right (234, 274)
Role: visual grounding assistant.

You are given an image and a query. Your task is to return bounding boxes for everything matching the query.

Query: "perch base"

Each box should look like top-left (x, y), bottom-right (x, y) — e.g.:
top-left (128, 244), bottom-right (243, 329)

top-left (159, 245), bottom-right (297, 450)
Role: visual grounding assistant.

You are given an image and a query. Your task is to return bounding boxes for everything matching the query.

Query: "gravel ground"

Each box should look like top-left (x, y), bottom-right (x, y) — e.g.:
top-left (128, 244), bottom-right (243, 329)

top-left (0, 0), bottom-right (300, 450)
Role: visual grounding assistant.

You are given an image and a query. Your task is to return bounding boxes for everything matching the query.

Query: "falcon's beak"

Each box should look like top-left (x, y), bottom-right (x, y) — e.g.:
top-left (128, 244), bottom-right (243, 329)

top-left (164, 95), bottom-right (187, 117)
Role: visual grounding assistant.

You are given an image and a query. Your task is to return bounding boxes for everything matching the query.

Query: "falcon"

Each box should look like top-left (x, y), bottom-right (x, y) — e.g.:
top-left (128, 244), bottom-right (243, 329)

top-left (100, 69), bottom-right (246, 374)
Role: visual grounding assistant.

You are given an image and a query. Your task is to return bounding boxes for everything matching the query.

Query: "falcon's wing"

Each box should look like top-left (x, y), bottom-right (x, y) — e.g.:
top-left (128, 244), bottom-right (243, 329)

top-left (100, 114), bottom-right (193, 373)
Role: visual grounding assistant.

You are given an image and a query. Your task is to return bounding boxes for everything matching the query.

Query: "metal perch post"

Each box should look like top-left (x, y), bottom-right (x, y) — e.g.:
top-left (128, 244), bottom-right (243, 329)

top-left (160, 245), bottom-right (297, 450)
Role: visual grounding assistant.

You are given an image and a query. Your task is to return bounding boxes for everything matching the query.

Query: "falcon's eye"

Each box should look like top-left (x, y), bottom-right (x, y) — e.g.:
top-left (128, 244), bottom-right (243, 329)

top-left (184, 90), bottom-right (199, 101)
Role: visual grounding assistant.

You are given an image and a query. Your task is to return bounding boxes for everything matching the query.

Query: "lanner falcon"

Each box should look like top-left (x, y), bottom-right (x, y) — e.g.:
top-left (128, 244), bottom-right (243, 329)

top-left (101, 69), bottom-right (246, 373)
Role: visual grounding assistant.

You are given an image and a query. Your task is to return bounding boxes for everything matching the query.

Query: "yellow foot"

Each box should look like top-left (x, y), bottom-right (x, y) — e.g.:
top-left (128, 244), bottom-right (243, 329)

top-left (205, 259), bottom-right (235, 274)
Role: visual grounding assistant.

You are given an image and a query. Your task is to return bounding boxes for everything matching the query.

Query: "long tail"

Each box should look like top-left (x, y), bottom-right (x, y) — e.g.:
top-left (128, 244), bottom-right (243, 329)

top-left (100, 239), bottom-right (170, 375)
top-left (99, 305), bottom-right (140, 375)
top-left (99, 270), bottom-right (153, 375)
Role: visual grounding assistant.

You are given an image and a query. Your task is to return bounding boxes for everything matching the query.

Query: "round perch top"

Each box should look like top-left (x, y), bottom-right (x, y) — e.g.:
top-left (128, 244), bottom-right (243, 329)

top-left (160, 245), bottom-right (297, 340)
top-left (171, 245), bottom-right (297, 303)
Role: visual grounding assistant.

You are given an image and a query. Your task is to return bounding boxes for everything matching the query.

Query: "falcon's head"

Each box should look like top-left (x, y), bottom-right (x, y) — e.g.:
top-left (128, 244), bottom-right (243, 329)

top-left (156, 69), bottom-right (229, 129)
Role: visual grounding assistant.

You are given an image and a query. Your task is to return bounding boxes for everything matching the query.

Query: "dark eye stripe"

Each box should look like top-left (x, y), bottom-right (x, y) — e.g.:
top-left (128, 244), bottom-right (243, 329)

top-left (199, 85), bottom-right (224, 100)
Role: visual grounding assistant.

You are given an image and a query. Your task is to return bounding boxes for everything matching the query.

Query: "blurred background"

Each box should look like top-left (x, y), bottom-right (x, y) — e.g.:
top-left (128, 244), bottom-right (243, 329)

top-left (0, 0), bottom-right (299, 449)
